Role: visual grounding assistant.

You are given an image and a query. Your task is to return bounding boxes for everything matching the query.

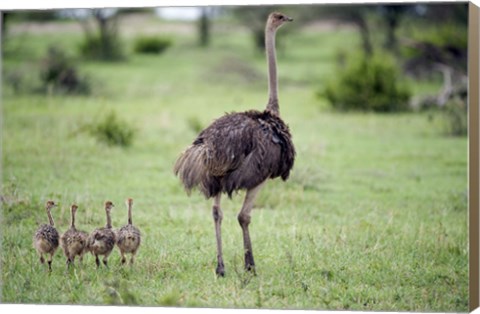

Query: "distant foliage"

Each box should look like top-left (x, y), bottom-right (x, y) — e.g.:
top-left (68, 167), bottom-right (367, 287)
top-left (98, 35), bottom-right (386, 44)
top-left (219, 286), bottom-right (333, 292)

top-left (133, 36), bottom-right (172, 54)
top-left (78, 9), bottom-right (125, 61)
top-left (402, 23), bottom-right (468, 76)
top-left (79, 34), bottom-right (125, 61)
top-left (88, 111), bottom-right (135, 147)
top-left (39, 46), bottom-right (90, 95)
top-left (413, 23), bottom-right (467, 52)
top-left (441, 99), bottom-right (467, 137)
top-left (186, 116), bottom-right (204, 134)
top-left (6, 10), bottom-right (59, 22)
top-left (321, 52), bottom-right (411, 112)
top-left (4, 70), bottom-right (26, 94)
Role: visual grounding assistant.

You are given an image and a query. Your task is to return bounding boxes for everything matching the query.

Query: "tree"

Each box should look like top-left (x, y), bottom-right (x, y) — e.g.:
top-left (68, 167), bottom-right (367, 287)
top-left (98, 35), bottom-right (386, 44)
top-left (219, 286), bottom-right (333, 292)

top-left (303, 4), bottom-right (375, 57)
top-left (198, 7), bottom-right (211, 47)
top-left (1, 11), bottom-right (7, 44)
top-left (75, 8), bottom-right (125, 61)
top-left (378, 4), bottom-right (409, 55)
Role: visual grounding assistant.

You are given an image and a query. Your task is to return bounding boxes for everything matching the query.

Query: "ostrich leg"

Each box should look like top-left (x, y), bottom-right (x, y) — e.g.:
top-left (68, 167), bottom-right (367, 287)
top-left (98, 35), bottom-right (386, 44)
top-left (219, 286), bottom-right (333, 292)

top-left (103, 252), bottom-right (110, 267)
top-left (95, 254), bottom-right (100, 268)
top-left (237, 182), bottom-right (265, 274)
top-left (47, 253), bottom-right (54, 272)
top-left (212, 194), bottom-right (225, 276)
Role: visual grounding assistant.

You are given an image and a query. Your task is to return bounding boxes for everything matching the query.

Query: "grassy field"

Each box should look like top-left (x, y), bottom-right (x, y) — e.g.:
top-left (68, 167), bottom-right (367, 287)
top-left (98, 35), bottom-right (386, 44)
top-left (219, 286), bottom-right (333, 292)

top-left (1, 13), bottom-right (468, 311)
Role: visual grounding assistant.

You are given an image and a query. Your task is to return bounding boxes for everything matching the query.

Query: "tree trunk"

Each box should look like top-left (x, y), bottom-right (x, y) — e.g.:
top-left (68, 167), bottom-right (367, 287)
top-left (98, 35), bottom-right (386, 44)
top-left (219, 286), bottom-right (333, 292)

top-left (1, 11), bottom-right (6, 40)
top-left (385, 18), bottom-right (398, 53)
top-left (356, 18), bottom-right (373, 57)
top-left (254, 29), bottom-right (265, 51)
top-left (382, 5), bottom-right (406, 55)
top-left (199, 7), bottom-right (210, 47)
top-left (94, 11), bottom-right (110, 60)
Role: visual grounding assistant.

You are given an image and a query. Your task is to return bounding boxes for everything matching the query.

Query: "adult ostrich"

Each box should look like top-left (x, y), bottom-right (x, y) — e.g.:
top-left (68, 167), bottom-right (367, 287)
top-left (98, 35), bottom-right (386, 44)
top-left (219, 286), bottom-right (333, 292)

top-left (174, 12), bottom-right (295, 276)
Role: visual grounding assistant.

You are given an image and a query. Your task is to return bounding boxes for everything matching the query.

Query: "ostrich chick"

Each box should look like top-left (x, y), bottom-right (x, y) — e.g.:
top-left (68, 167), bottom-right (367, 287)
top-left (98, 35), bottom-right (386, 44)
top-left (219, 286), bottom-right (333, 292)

top-left (33, 200), bottom-right (60, 271)
top-left (116, 198), bottom-right (141, 265)
top-left (87, 201), bottom-right (116, 268)
top-left (61, 204), bottom-right (89, 268)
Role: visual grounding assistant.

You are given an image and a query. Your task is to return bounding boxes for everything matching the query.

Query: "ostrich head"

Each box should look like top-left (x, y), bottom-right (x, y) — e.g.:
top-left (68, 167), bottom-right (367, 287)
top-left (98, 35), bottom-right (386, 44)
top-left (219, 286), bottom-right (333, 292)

top-left (71, 204), bottom-right (78, 213)
top-left (45, 200), bottom-right (56, 210)
top-left (126, 198), bottom-right (133, 207)
top-left (105, 201), bottom-right (114, 211)
top-left (267, 12), bottom-right (293, 31)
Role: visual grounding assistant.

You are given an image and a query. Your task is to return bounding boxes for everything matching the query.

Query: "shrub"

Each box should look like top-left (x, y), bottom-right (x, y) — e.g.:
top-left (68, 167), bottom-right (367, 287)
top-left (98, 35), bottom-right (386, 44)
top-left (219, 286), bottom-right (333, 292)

top-left (79, 34), bottom-right (125, 61)
top-left (133, 36), bottom-right (172, 54)
top-left (186, 116), bottom-right (204, 134)
top-left (441, 99), bottom-right (467, 137)
top-left (320, 52), bottom-right (411, 112)
top-left (403, 23), bottom-right (468, 59)
top-left (402, 23), bottom-right (468, 76)
top-left (39, 46), bottom-right (90, 95)
top-left (5, 70), bottom-right (25, 94)
top-left (8, 10), bottom-right (58, 22)
top-left (88, 111), bottom-right (135, 147)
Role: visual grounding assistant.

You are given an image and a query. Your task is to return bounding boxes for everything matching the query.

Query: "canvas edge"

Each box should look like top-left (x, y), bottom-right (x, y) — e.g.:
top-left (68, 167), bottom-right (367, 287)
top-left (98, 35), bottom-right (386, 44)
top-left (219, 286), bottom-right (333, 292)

top-left (469, 1), bottom-right (480, 312)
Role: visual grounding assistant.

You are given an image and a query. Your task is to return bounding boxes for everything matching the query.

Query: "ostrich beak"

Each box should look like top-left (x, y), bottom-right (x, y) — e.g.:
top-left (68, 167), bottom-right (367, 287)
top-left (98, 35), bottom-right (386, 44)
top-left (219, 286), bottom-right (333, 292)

top-left (286, 16), bottom-right (293, 22)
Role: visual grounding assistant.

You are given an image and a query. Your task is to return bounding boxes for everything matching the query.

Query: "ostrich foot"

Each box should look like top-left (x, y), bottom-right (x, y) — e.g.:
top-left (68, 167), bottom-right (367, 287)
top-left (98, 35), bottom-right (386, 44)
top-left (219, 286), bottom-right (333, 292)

top-left (216, 262), bottom-right (225, 277)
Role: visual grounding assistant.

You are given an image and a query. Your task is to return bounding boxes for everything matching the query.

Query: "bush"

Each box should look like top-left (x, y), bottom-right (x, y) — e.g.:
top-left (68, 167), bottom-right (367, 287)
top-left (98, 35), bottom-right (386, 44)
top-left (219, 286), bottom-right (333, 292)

top-left (186, 116), bottom-right (203, 134)
top-left (79, 34), bottom-right (125, 61)
top-left (441, 99), bottom-right (467, 136)
top-left (403, 23), bottom-right (468, 58)
top-left (7, 10), bottom-right (59, 22)
top-left (39, 46), bottom-right (90, 95)
top-left (402, 23), bottom-right (468, 76)
top-left (87, 111), bottom-right (135, 147)
top-left (5, 70), bottom-right (25, 94)
top-left (321, 52), bottom-right (411, 112)
top-left (133, 36), bottom-right (172, 54)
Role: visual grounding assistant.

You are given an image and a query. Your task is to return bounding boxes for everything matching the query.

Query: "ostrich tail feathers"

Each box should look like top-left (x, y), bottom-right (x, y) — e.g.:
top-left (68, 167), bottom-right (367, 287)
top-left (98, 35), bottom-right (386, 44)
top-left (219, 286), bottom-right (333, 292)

top-left (174, 144), bottom-right (209, 195)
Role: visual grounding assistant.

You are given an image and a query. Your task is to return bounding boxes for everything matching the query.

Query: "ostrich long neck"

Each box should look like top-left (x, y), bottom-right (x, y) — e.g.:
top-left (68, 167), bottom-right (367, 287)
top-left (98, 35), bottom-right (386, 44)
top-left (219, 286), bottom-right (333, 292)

top-left (105, 209), bottom-right (112, 228)
top-left (70, 209), bottom-right (76, 229)
top-left (46, 209), bottom-right (55, 226)
top-left (265, 25), bottom-right (279, 115)
top-left (128, 203), bottom-right (133, 225)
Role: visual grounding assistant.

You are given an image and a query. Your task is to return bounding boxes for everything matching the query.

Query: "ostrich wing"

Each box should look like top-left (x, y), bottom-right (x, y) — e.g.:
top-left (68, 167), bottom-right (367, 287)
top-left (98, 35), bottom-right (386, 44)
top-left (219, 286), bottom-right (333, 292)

top-left (199, 113), bottom-right (258, 176)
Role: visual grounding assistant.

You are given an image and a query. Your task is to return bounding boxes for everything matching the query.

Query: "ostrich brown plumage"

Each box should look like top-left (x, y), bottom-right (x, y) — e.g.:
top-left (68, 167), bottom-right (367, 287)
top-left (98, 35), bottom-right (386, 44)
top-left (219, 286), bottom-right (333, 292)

top-left (116, 198), bottom-right (141, 265)
top-left (61, 204), bottom-right (88, 268)
top-left (87, 201), bottom-right (116, 268)
top-left (174, 12), bottom-right (295, 276)
top-left (33, 200), bottom-right (59, 271)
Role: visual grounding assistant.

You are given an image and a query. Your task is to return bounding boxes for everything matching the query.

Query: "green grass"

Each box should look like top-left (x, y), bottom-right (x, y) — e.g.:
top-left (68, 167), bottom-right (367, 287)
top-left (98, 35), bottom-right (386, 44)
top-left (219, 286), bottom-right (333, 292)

top-left (1, 16), bottom-right (467, 311)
